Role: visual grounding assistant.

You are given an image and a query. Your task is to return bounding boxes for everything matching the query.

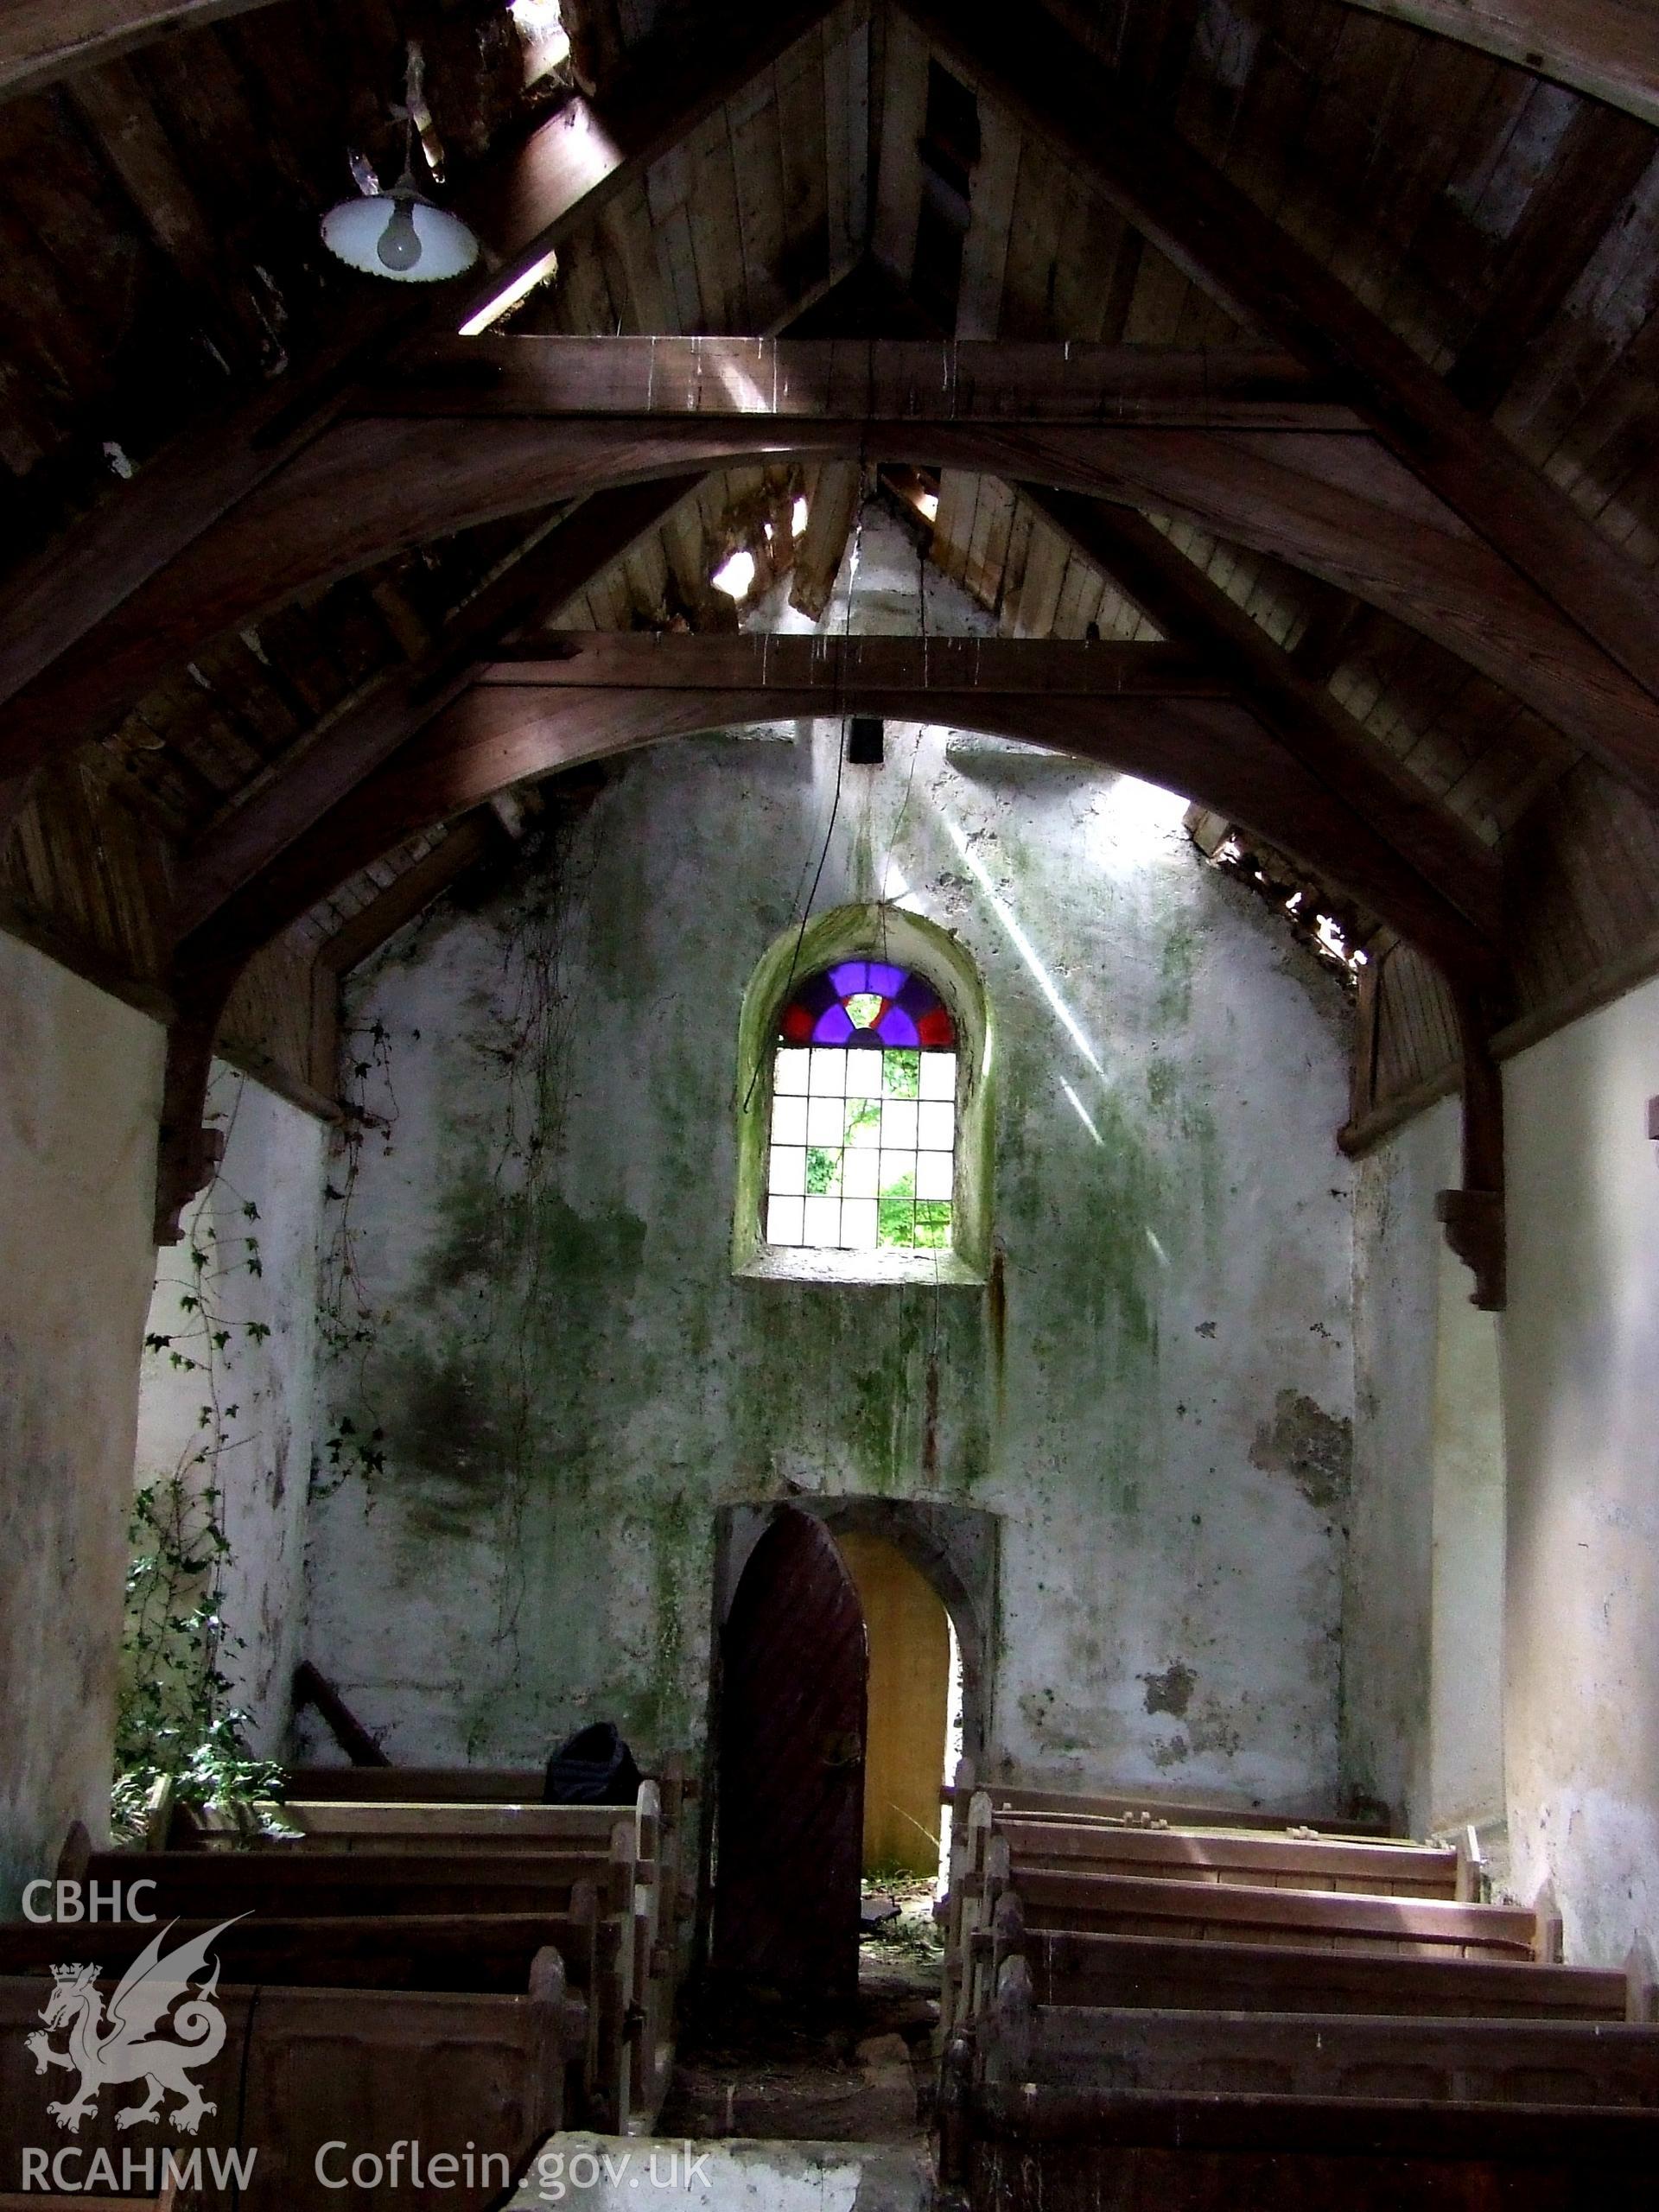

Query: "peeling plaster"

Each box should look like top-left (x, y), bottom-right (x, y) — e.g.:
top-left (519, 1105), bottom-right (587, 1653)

top-left (1250, 1388), bottom-right (1354, 1515)
top-left (1141, 1661), bottom-right (1197, 1718)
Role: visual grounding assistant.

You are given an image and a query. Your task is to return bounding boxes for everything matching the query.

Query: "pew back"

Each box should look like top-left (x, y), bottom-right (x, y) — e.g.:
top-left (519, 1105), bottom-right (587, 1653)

top-left (0, 1964), bottom-right (575, 2211)
top-left (1013, 1866), bottom-right (1546, 1961)
top-left (998, 1814), bottom-right (1459, 1897)
top-left (1017, 1927), bottom-right (1631, 2022)
top-left (989, 1998), bottom-right (1659, 2107)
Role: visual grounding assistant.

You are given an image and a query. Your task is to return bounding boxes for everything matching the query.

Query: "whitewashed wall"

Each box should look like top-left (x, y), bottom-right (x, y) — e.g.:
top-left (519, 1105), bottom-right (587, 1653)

top-left (1503, 974), bottom-right (1659, 1964)
top-left (0, 936), bottom-right (163, 1910)
top-left (303, 513), bottom-right (1358, 1809)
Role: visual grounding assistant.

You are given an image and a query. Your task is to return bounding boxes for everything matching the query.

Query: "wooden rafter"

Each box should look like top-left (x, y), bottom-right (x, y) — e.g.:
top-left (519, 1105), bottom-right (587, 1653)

top-left (1326, 0), bottom-right (1659, 131)
top-left (151, 621), bottom-right (1503, 1238)
top-left (312, 815), bottom-right (506, 983)
top-left (898, 0), bottom-right (1659, 749)
top-left (0, 349), bottom-right (1652, 792)
top-left (1016, 486), bottom-right (1503, 945)
top-left (790, 463), bottom-right (864, 620)
top-left (171, 474), bottom-right (705, 937)
top-left (377, 339), bottom-right (1354, 425)
top-left (0, 0), bottom-right (842, 817)
top-left (183, 633), bottom-right (1502, 982)
top-left (0, 0), bottom-right (282, 101)
top-left (478, 633), bottom-right (1230, 691)
top-left (1443, 102), bottom-right (1657, 417)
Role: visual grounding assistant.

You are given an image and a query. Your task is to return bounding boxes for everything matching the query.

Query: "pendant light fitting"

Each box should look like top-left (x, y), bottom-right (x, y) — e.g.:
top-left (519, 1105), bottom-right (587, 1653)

top-left (321, 43), bottom-right (480, 284)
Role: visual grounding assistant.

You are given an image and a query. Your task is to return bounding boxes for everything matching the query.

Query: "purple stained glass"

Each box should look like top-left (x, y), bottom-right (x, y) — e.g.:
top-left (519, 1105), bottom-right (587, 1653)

top-left (828, 958), bottom-right (909, 1000)
top-left (780, 963), bottom-right (957, 1051)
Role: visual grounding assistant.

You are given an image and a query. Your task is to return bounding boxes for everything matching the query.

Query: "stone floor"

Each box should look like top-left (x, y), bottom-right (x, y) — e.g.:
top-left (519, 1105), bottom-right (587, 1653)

top-left (658, 1886), bottom-right (943, 2145)
top-left (505, 2135), bottom-right (935, 2212)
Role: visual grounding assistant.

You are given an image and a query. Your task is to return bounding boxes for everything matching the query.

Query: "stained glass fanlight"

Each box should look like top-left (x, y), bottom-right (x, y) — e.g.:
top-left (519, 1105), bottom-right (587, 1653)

top-left (777, 962), bottom-right (957, 1051)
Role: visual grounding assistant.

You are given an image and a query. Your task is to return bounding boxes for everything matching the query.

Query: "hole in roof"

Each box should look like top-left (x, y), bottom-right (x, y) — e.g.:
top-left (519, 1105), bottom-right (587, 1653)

top-left (508, 0), bottom-right (570, 86)
top-left (712, 549), bottom-right (758, 601)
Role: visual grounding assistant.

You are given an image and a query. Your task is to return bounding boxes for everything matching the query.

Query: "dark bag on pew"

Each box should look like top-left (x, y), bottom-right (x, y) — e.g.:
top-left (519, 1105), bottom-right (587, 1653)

top-left (544, 1722), bottom-right (641, 1807)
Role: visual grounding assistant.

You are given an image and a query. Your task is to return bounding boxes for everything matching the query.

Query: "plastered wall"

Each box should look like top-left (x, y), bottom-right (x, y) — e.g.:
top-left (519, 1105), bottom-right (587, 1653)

top-left (1344, 1096), bottom-right (1505, 1840)
top-left (1503, 973), bottom-right (1659, 1964)
top-left (302, 515), bottom-right (1358, 1808)
top-left (1349, 983), bottom-right (1659, 1952)
top-left (133, 1065), bottom-right (326, 1758)
top-left (0, 935), bottom-right (164, 1910)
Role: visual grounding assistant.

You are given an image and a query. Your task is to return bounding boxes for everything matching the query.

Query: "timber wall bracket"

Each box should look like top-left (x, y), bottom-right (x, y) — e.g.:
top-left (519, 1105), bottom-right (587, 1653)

top-left (152, 1003), bottom-right (228, 1245)
top-left (1436, 985), bottom-right (1508, 1310)
top-left (1434, 1186), bottom-right (1505, 1312)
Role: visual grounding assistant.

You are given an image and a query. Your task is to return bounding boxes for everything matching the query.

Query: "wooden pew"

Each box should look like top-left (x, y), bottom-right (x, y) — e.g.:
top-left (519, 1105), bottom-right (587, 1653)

top-left (75, 1836), bottom-right (639, 2131)
top-left (245, 1776), bottom-right (690, 2130)
top-left (943, 1789), bottom-right (1553, 2041)
top-left (277, 1757), bottom-right (699, 1963)
top-left (987, 1987), bottom-right (1659, 2104)
top-left (191, 1793), bottom-right (680, 2133)
top-left (1017, 1922), bottom-right (1635, 2022)
top-left (0, 1955), bottom-right (580, 2212)
top-left (939, 1767), bottom-right (1653, 2205)
top-left (1010, 1863), bottom-right (1548, 1961)
top-left (943, 1756), bottom-right (1389, 1837)
top-left (979, 1898), bottom-right (1637, 2023)
top-left (940, 1944), bottom-right (1659, 2207)
top-left (996, 1811), bottom-right (1461, 1897)
top-left (0, 1907), bottom-right (610, 2118)
top-left (263, 1759), bottom-right (699, 2116)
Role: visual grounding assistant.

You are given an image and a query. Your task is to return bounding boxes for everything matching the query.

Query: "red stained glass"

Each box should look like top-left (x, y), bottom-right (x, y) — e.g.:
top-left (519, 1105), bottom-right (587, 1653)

top-left (779, 965), bottom-right (956, 1049)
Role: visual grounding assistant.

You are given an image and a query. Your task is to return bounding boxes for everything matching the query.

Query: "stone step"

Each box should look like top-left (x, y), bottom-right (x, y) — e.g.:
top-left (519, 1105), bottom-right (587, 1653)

top-left (506, 2135), bottom-right (933, 2212)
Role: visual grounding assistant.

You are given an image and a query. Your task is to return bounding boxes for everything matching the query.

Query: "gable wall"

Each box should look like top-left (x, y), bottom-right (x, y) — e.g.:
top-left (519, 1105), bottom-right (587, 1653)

top-left (301, 519), bottom-right (1359, 1809)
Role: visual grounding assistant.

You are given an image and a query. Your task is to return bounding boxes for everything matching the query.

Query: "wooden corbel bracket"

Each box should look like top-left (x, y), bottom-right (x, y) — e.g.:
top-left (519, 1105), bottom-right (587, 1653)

top-left (1434, 1185), bottom-right (1504, 1310)
top-left (151, 997), bottom-right (231, 1246)
top-left (1436, 985), bottom-right (1507, 1311)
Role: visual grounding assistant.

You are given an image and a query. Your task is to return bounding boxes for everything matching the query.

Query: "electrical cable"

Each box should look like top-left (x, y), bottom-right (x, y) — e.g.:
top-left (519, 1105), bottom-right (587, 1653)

top-left (741, 489), bottom-right (867, 1112)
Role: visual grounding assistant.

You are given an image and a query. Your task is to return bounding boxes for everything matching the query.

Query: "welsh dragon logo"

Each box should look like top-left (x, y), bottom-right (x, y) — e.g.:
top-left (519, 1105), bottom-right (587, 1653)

top-left (25, 1919), bottom-right (238, 2137)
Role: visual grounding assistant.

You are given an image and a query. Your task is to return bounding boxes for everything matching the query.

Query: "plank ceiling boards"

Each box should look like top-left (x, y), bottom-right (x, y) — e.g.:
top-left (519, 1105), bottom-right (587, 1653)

top-left (520, 0), bottom-right (871, 339)
top-left (1135, 0), bottom-right (1659, 563)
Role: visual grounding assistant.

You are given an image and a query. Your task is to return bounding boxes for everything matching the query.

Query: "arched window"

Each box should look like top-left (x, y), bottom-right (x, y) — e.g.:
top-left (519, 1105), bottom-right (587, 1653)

top-left (733, 906), bottom-right (993, 1288)
top-left (767, 963), bottom-right (959, 1254)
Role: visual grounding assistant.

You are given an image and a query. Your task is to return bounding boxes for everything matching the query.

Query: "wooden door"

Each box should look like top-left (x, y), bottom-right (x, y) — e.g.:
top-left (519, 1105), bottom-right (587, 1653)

top-left (714, 1506), bottom-right (868, 2000)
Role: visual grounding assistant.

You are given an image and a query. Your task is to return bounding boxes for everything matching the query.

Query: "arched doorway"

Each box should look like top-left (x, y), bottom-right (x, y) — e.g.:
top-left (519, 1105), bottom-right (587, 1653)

top-left (836, 1531), bottom-right (958, 1883)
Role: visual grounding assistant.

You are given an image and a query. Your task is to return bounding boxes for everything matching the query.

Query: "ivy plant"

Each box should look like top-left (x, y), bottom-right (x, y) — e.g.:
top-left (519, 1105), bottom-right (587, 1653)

top-left (112, 1089), bottom-right (286, 1842)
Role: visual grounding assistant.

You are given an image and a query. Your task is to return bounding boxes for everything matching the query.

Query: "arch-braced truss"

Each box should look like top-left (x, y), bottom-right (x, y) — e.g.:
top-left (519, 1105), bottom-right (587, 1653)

top-left (12, 0), bottom-right (1656, 1310)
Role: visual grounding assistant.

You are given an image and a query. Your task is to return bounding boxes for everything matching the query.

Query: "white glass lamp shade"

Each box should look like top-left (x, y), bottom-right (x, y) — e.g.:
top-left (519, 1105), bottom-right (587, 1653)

top-left (321, 188), bottom-right (480, 283)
